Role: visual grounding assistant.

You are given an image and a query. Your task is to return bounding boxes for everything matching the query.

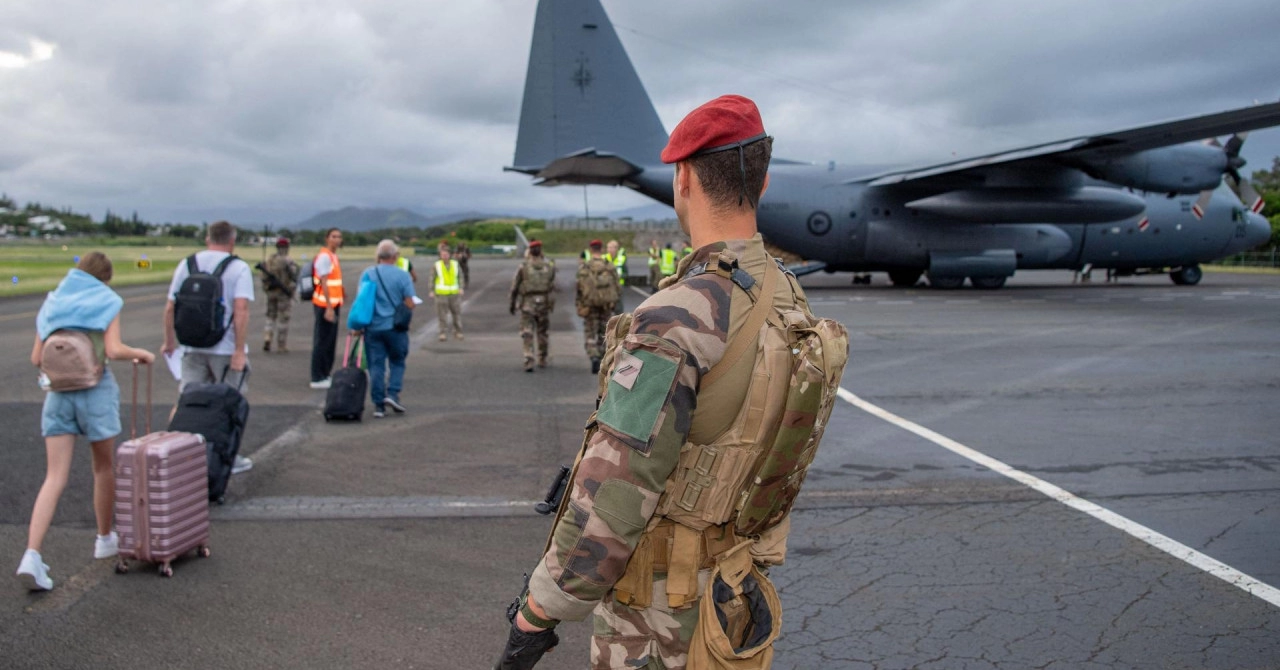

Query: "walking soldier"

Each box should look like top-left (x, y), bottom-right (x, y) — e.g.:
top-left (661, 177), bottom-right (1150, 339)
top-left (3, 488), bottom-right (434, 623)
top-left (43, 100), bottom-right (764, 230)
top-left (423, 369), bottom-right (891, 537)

top-left (510, 240), bottom-right (556, 372)
top-left (258, 237), bottom-right (298, 353)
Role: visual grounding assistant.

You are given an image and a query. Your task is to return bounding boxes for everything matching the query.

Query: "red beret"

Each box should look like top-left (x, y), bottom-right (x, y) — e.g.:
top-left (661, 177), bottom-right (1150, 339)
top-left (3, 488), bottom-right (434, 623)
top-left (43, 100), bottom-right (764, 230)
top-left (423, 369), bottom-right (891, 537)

top-left (275, 237), bottom-right (290, 247)
top-left (528, 239), bottom-right (542, 248)
top-left (661, 95), bottom-right (767, 164)
top-left (589, 239), bottom-right (603, 250)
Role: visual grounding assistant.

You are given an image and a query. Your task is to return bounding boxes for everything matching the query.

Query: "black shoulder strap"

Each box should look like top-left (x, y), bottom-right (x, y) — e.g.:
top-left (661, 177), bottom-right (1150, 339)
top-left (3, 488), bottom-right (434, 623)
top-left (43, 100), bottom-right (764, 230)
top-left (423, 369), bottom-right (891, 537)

top-left (185, 254), bottom-right (200, 275)
top-left (373, 265), bottom-right (394, 301)
top-left (211, 254), bottom-right (239, 278)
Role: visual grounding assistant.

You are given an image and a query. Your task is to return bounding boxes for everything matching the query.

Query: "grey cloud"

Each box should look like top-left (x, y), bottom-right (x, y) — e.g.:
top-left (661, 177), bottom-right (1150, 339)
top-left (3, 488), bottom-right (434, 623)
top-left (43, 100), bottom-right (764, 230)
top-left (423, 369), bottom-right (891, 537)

top-left (1, 0), bottom-right (1278, 224)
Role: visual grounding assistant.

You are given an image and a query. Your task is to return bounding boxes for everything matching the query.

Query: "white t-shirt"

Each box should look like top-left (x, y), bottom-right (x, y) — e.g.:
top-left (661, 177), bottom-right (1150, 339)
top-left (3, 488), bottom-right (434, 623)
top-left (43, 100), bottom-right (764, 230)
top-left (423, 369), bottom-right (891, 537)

top-left (314, 251), bottom-right (334, 279)
top-left (168, 250), bottom-right (256, 355)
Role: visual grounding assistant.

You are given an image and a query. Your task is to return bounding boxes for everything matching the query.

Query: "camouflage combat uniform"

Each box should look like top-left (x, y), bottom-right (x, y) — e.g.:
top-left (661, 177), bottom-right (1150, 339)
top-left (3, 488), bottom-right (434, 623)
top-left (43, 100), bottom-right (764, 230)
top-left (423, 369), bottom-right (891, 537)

top-left (576, 257), bottom-right (619, 361)
top-left (511, 257), bottom-right (556, 367)
top-left (261, 252), bottom-right (299, 351)
top-left (529, 234), bottom-right (810, 669)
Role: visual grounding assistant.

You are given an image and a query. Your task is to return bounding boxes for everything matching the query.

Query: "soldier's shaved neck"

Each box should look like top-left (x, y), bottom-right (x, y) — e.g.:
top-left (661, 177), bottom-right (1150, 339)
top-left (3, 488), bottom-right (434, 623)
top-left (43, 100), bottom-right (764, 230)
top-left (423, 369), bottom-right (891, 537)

top-left (676, 161), bottom-right (765, 248)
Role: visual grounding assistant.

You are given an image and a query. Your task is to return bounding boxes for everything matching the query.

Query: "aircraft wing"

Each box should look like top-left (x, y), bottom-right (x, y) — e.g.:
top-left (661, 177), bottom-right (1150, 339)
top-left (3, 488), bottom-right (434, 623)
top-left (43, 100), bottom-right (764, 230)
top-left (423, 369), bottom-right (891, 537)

top-left (855, 101), bottom-right (1280, 188)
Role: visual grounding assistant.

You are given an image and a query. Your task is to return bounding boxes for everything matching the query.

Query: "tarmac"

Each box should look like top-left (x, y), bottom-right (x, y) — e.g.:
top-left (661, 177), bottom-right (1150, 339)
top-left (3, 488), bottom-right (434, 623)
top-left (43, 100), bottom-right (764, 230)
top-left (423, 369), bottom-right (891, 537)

top-left (1, 256), bottom-right (1277, 669)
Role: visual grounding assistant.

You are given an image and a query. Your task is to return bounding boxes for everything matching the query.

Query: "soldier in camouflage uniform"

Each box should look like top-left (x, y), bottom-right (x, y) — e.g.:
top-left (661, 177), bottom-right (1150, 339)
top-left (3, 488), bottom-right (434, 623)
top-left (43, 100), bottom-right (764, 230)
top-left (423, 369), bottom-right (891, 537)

top-left (509, 239), bottom-right (556, 372)
top-left (575, 240), bottom-right (619, 374)
top-left (259, 237), bottom-right (299, 353)
top-left (496, 96), bottom-right (829, 670)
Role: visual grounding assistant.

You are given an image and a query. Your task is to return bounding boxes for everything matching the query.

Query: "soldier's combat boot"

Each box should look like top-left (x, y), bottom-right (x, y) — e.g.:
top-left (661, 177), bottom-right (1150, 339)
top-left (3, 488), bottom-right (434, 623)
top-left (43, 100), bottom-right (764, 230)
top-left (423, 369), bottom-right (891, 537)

top-left (590, 357), bottom-right (601, 374)
top-left (524, 357), bottom-right (535, 373)
top-left (537, 358), bottom-right (547, 369)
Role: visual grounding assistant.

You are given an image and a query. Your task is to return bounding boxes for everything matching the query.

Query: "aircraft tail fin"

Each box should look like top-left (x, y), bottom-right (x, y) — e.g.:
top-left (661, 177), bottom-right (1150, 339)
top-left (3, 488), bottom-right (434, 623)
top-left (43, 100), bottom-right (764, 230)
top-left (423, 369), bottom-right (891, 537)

top-left (508, 0), bottom-right (668, 184)
top-left (514, 225), bottom-right (529, 258)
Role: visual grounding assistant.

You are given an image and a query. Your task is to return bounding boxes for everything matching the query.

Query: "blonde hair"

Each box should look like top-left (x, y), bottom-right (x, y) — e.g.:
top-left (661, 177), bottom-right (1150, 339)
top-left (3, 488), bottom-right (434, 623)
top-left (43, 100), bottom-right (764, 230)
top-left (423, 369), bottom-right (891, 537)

top-left (77, 251), bottom-right (113, 283)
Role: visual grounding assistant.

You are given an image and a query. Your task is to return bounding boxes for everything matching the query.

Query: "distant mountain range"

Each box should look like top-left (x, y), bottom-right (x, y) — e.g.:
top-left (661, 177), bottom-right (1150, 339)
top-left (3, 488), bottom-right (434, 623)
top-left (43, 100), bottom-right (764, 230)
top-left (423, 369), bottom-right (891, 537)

top-left (292, 207), bottom-right (505, 232)
top-left (292, 202), bottom-right (675, 232)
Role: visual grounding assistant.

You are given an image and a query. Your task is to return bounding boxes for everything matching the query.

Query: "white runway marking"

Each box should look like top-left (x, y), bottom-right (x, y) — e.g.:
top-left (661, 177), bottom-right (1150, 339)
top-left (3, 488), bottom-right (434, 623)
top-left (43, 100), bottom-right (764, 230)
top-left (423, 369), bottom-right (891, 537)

top-left (837, 387), bottom-right (1280, 608)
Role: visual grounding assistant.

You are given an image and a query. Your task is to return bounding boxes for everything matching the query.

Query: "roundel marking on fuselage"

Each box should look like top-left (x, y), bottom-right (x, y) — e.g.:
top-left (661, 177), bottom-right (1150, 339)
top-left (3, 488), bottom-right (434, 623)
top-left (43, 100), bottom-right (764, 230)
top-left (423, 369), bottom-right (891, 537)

top-left (807, 211), bottom-right (832, 236)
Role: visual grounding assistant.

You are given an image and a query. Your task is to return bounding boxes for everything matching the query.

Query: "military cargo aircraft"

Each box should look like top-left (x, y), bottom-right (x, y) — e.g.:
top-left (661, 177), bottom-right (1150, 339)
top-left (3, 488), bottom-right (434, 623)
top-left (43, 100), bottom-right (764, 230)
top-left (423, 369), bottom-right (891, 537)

top-left (506, 0), bottom-right (1278, 289)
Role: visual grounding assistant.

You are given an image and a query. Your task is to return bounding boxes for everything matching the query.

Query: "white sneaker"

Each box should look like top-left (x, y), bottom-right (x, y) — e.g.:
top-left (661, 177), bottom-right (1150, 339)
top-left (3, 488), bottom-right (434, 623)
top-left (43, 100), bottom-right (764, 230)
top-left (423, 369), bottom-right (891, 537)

top-left (309, 378), bottom-right (332, 390)
top-left (384, 397), bottom-right (406, 414)
top-left (94, 532), bottom-right (119, 559)
top-left (16, 550), bottom-right (52, 591)
top-left (232, 455), bottom-right (253, 475)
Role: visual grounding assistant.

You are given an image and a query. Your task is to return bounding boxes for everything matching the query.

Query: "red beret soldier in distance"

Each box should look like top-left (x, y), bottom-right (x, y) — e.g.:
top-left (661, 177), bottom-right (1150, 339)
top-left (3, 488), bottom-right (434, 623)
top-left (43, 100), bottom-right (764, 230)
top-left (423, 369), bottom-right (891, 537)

top-left (494, 95), bottom-right (848, 669)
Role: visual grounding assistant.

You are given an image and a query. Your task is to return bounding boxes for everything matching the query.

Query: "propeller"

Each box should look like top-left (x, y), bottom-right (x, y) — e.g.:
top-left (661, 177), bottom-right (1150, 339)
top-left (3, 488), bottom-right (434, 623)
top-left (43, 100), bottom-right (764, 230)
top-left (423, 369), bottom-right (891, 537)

top-left (1192, 133), bottom-right (1262, 218)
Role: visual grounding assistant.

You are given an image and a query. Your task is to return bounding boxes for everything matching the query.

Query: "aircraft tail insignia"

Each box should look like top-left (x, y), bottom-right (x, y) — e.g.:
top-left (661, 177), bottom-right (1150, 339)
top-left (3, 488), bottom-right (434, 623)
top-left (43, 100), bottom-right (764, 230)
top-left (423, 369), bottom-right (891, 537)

top-left (508, 0), bottom-right (669, 181)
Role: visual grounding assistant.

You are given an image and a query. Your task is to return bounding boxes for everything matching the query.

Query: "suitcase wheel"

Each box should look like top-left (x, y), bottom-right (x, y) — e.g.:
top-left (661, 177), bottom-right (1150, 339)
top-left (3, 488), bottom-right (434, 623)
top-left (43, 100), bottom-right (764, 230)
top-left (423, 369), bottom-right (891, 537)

top-left (159, 563), bottom-right (173, 578)
top-left (198, 545), bottom-right (212, 558)
top-left (115, 560), bottom-right (129, 574)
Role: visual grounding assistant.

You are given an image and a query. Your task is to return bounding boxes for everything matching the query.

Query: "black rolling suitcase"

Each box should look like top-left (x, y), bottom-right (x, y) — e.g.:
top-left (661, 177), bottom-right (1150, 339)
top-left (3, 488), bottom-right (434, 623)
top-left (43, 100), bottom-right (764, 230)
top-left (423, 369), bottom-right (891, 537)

top-left (324, 333), bottom-right (367, 422)
top-left (168, 367), bottom-right (250, 504)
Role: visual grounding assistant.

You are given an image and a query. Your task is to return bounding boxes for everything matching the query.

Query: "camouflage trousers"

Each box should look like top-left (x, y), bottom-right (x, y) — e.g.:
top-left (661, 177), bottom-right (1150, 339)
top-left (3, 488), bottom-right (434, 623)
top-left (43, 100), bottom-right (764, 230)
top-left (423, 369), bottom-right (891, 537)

top-left (590, 576), bottom-right (703, 669)
top-left (520, 305), bottom-right (550, 364)
top-left (582, 306), bottom-right (613, 359)
top-left (263, 291), bottom-right (292, 348)
top-left (435, 294), bottom-right (462, 336)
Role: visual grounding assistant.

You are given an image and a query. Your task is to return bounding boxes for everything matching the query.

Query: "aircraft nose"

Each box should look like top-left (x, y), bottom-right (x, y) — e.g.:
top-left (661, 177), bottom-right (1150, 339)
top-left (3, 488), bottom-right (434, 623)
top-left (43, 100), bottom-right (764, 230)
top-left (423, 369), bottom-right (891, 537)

top-left (1246, 212), bottom-right (1272, 249)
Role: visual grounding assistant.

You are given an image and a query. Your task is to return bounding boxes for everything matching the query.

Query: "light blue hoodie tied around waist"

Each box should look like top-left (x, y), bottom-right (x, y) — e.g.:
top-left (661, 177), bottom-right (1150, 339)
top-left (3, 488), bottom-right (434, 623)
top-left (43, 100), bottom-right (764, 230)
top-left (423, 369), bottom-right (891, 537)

top-left (36, 268), bottom-right (125, 341)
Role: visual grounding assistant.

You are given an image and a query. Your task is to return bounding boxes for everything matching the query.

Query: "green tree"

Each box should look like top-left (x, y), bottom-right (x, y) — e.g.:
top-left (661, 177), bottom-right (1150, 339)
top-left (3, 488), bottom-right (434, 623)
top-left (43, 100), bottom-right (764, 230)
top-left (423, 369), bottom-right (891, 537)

top-left (1248, 157), bottom-right (1280, 247)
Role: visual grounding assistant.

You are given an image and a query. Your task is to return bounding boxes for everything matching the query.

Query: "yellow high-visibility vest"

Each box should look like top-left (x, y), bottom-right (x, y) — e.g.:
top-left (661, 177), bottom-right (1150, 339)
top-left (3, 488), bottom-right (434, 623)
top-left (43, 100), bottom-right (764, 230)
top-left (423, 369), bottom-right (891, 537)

top-left (606, 250), bottom-right (627, 285)
top-left (647, 247), bottom-right (659, 266)
top-left (659, 249), bottom-right (677, 275)
top-left (395, 257), bottom-right (411, 273)
top-left (434, 260), bottom-right (460, 295)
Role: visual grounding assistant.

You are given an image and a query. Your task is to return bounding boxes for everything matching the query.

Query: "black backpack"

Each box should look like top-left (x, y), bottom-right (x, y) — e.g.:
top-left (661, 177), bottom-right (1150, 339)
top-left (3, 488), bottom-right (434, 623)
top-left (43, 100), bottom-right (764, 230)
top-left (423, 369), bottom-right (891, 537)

top-left (174, 254), bottom-right (238, 348)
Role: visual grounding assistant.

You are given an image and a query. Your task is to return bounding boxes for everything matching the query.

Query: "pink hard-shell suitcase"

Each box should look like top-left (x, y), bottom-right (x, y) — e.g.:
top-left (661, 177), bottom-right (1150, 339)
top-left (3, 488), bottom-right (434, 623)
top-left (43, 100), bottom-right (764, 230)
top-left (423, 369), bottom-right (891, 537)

top-left (114, 363), bottom-right (212, 577)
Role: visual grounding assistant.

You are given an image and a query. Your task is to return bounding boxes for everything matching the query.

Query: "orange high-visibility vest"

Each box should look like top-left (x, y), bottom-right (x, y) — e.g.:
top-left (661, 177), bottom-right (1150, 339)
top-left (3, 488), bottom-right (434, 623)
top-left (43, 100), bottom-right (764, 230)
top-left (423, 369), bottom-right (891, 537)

top-left (312, 248), bottom-right (344, 308)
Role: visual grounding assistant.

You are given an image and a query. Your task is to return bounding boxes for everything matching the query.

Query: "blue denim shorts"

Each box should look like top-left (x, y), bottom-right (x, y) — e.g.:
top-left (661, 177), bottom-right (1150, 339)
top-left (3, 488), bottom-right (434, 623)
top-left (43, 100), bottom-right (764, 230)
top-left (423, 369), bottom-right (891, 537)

top-left (41, 369), bottom-right (122, 441)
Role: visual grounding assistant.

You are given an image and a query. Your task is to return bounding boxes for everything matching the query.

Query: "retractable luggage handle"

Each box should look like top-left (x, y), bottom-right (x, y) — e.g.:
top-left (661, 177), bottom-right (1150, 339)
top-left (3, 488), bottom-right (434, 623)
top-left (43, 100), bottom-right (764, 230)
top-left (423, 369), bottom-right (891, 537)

top-left (131, 361), bottom-right (152, 440)
top-left (218, 365), bottom-right (251, 391)
top-left (343, 332), bottom-right (364, 368)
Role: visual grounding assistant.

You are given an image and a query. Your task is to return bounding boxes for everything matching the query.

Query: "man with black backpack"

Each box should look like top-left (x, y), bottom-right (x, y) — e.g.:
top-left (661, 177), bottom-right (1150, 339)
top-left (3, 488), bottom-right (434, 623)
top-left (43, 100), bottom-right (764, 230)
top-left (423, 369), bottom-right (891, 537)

top-left (162, 220), bottom-right (255, 475)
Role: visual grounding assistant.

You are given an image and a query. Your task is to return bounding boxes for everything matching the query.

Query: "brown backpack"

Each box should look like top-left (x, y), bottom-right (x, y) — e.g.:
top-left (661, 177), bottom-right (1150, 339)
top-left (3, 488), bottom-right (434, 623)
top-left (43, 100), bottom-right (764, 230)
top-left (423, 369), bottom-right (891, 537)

top-left (578, 258), bottom-right (621, 308)
top-left (40, 330), bottom-right (104, 392)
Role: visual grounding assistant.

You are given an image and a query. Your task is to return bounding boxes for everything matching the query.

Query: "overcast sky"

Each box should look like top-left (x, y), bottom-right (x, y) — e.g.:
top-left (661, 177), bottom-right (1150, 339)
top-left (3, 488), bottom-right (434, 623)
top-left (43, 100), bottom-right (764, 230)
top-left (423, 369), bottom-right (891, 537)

top-left (2, 0), bottom-right (1279, 226)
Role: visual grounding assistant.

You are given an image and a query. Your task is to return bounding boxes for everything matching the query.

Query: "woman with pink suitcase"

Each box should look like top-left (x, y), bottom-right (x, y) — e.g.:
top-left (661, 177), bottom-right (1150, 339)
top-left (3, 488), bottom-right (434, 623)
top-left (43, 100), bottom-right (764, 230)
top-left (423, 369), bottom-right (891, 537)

top-left (16, 252), bottom-right (155, 591)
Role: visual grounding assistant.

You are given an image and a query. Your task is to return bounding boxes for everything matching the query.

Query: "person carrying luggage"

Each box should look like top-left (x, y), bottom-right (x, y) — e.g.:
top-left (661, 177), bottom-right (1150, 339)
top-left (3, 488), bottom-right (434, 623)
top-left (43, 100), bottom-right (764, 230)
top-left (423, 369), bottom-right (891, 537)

top-left (161, 220), bottom-right (255, 474)
top-left (355, 240), bottom-right (417, 418)
top-left (310, 227), bottom-right (345, 389)
top-left (17, 252), bottom-right (155, 591)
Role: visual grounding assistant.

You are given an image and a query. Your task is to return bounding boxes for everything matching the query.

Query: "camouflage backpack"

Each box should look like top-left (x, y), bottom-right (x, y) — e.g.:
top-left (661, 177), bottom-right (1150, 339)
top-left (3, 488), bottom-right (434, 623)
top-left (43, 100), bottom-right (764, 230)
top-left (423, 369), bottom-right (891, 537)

top-left (656, 256), bottom-right (850, 537)
top-left (579, 258), bottom-right (620, 308)
top-left (520, 258), bottom-right (555, 295)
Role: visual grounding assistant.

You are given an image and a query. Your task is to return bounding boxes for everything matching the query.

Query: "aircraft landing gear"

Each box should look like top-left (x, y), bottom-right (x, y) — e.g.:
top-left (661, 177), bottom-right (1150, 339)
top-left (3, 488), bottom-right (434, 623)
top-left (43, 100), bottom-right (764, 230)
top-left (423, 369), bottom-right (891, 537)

top-left (889, 270), bottom-right (923, 287)
top-left (1170, 264), bottom-right (1203, 286)
top-left (926, 273), bottom-right (964, 290)
top-left (852, 274), bottom-right (873, 285)
top-left (969, 276), bottom-right (1007, 290)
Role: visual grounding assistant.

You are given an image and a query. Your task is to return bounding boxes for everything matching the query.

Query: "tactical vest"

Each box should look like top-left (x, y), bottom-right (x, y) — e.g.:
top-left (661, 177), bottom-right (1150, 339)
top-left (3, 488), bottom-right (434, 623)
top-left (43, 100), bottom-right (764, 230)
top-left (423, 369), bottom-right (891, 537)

top-left (520, 259), bottom-right (555, 295)
top-left (608, 250), bottom-right (850, 611)
top-left (579, 258), bottom-right (620, 308)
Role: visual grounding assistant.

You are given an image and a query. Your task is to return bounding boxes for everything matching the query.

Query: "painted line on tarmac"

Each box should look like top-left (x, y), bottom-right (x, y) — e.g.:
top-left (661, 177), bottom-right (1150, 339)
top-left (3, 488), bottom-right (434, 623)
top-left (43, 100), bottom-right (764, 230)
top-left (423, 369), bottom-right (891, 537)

top-left (837, 387), bottom-right (1280, 609)
top-left (215, 496), bottom-right (545, 521)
